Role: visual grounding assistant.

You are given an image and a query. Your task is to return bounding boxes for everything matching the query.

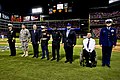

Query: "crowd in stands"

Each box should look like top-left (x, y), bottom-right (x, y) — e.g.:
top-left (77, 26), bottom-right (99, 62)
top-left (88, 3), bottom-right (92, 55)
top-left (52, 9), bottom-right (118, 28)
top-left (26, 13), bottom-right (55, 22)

top-left (90, 11), bottom-right (120, 19)
top-left (115, 25), bottom-right (120, 39)
top-left (91, 24), bottom-right (120, 39)
top-left (91, 28), bottom-right (101, 38)
top-left (48, 20), bottom-right (80, 28)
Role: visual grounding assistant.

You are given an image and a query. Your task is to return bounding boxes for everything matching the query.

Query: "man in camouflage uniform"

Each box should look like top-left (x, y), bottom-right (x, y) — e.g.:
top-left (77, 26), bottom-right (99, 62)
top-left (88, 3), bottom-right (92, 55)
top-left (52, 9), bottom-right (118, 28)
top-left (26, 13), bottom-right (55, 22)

top-left (19, 24), bottom-right (31, 57)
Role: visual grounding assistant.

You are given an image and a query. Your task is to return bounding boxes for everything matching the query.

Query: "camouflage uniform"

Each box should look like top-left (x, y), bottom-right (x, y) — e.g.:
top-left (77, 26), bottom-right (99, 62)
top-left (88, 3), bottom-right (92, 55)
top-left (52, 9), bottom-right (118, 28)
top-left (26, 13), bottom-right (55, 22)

top-left (19, 28), bottom-right (31, 57)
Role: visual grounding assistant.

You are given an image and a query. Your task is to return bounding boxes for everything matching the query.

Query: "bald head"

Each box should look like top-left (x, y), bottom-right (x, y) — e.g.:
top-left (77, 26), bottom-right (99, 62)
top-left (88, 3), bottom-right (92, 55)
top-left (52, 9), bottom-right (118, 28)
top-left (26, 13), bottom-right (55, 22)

top-left (33, 24), bottom-right (37, 30)
top-left (87, 33), bottom-right (92, 38)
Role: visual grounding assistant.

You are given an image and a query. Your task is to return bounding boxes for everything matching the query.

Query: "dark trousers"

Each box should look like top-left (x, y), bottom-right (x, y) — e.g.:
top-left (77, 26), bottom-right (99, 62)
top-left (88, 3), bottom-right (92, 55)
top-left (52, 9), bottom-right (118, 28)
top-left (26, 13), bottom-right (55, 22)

top-left (8, 40), bottom-right (16, 56)
top-left (32, 43), bottom-right (39, 58)
top-left (41, 41), bottom-right (49, 59)
top-left (52, 42), bottom-right (60, 60)
top-left (102, 46), bottom-right (112, 65)
top-left (64, 46), bottom-right (73, 62)
top-left (83, 49), bottom-right (96, 65)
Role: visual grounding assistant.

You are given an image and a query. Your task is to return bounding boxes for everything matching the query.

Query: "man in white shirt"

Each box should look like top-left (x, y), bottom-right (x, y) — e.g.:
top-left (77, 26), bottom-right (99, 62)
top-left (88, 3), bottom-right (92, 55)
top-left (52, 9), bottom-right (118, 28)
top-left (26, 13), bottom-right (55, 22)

top-left (83, 33), bottom-right (96, 67)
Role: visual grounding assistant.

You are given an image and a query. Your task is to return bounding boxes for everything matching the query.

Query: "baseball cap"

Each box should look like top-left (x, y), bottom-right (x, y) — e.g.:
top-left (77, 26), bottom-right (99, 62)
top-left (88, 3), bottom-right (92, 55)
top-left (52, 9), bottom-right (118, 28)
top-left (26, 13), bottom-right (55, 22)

top-left (67, 23), bottom-right (72, 26)
top-left (105, 19), bottom-right (113, 23)
top-left (41, 26), bottom-right (46, 28)
top-left (8, 24), bottom-right (13, 27)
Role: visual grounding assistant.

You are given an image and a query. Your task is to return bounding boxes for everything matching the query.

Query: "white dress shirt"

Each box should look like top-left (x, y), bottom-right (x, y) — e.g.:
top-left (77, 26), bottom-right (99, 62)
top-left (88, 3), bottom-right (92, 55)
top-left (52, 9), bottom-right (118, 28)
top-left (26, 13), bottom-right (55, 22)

top-left (66, 29), bottom-right (71, 37)
top-left (34, 30), bottom-right (36, 33)
top-left (107, 27), bottom-right (111, 30)
top-left (83, 38), bottom-right (95, 52)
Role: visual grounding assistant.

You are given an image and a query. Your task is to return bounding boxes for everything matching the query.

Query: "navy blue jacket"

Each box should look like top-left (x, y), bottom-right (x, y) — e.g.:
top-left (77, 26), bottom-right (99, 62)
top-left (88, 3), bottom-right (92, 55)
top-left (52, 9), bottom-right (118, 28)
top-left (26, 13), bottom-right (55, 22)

top-left (99, 27), bottom-right (117, 46)
top-left (31, 29), bottom-right (40, 44)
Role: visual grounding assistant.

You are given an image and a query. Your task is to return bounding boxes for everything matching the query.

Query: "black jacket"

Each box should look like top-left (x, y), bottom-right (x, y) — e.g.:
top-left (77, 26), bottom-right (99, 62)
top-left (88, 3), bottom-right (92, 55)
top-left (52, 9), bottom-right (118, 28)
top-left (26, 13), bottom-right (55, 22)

top-left (62, 29), bottom-right (76, 47)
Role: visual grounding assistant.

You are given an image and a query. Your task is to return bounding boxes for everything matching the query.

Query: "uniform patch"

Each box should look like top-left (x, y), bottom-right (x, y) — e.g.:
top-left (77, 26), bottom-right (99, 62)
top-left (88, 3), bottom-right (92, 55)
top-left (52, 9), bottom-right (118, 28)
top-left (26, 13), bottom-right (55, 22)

top-left (103, 30), bottom-right (106, 33)
top-left (111, 30), bottom-right (114, 32)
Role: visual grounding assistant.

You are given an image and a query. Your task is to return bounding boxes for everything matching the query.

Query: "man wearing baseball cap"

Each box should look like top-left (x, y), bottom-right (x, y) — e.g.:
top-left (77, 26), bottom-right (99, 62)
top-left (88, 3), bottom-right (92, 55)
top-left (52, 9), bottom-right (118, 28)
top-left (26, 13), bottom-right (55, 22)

top-left (99, 19), bottom-right (117, 68)
top-left (62, 23), bottom-right (76, 64)
top-left (7, 24), bottom-right (16, 56)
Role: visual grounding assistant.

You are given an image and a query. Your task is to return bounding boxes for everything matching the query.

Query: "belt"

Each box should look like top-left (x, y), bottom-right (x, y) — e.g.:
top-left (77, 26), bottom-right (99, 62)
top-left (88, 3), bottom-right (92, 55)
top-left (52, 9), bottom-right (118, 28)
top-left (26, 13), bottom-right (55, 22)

top-left (41, 38), bottom-right (47, 40)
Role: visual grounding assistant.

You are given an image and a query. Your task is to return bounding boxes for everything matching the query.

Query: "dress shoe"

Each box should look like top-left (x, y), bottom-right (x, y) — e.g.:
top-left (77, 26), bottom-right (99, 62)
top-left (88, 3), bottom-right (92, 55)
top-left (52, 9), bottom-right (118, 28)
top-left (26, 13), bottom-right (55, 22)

top-left (47, 58), bottom-right (49, 60)
top-left (65, 60), bottom-right (69, 63)
top-left (102, 64), bottom-right (105, 67)
top-left (41, 57), bottom-right (45, 59)
top-left (57, 59), bottom-right (59, 62)
top-left (106, 65), bottom-right (111, 68)
top-left (51, 58), bottom-right (55, 61)
top-left (70, 61), bottom-right (72, 64)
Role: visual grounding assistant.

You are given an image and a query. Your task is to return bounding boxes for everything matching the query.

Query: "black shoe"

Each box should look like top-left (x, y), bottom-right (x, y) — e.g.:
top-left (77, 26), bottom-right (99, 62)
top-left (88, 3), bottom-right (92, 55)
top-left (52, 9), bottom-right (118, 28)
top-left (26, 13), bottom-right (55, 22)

top-left (51, 58), bottom-right (55, 61)
top-left (106, 65), bottom-right (111, 68)
top-left (41, 57), bottom-right (45, 59)
top-left (86, 64), bottom-right (90, 67)
top-left (65, 60), bottom-right (69, 63)
top-left (70, 61), bottom-right (72, 64)
top-left (57, 59), bottom-right (59, 62)
top-left (47, 58), bottom-right (49, 60)
top-left (102, 64), bottom-right (105, 67)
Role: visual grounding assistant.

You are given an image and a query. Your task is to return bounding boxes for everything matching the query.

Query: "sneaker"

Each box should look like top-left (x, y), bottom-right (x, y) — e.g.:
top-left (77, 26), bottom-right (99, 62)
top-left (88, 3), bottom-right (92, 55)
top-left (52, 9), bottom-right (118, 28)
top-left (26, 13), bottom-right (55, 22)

top-left (21, 54), bottom-right (25, 57)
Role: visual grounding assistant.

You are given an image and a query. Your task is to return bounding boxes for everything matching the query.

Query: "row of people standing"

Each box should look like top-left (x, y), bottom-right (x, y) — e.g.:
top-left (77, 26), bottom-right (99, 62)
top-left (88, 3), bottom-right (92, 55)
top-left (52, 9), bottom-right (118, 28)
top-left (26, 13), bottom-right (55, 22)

top-left (7, 23), bottom-right (76, 64)
top-left (7, 18), bottom-right (117, 66)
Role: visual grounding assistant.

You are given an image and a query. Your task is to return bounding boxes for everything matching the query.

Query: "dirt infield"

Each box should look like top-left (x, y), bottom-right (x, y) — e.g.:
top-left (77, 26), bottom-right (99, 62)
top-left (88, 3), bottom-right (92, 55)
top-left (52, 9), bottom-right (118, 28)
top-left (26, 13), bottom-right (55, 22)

top-left (0, 42), bottom-right (120, 52)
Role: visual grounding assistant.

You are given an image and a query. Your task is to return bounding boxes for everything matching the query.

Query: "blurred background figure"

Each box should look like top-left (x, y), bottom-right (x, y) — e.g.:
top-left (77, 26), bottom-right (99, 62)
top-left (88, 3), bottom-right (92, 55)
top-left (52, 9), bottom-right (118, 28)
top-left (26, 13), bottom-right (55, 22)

top-left (62, 23), bottom-right (76, 64)
top-left (7, 24), bottom-right (16, 56)
top-left (40, 26), bottom-right (50, 60)
top-left (19, 24), bottom-right (31, 57)
top-left (1, 33), bottom-right (4, 41)
top-left (31, 24), bottom-right (41, 58)
top-left (51, 26), bottom-right (62, 62)
top-left (99, 19), bottom-right (117, 68)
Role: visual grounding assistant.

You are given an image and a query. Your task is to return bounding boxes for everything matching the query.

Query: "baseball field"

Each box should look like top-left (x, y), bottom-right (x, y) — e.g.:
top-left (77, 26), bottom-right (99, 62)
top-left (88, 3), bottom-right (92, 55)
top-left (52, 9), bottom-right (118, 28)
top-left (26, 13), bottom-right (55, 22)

top-left (0, 38), bottom-right (120, 80)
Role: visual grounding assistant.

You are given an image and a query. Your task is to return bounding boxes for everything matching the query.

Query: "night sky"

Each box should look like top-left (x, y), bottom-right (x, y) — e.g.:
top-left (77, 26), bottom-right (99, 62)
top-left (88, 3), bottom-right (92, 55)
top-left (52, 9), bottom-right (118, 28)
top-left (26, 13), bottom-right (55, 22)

top-left (0, 0), bottom-right (109, 19)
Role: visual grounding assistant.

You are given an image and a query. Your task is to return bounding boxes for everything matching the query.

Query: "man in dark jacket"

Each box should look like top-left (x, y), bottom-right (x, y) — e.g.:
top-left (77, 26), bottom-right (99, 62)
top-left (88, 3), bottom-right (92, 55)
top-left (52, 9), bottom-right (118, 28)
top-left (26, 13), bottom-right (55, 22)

top-left (7, 24), bottom-right (16, 56)
top-left (99, 19), bottom-right (117, 68)
top-left (51, 27), bottom-right (62, 62)
top-left (40, 26), bottom-right (50, 60)
top-left (62, 23), bottom-right (76, 64)
top-left (31, 24), bottom-right (41, 58)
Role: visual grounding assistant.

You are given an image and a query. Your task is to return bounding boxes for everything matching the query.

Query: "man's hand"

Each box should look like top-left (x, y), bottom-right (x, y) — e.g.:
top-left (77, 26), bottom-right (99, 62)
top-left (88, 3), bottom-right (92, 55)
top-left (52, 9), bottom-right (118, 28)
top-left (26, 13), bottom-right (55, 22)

top-left (113, 45), bottom-right (116, 48)
top-left (73, 44), bottom-right (75, 47)
top-left (62, 43), bottom-right (64, 46)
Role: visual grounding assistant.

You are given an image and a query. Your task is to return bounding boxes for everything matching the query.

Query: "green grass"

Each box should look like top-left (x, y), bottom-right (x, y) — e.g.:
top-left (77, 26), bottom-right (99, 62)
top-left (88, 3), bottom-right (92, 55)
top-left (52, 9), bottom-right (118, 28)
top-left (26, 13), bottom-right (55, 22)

top-left (0, 43), bottom-right (120, 80)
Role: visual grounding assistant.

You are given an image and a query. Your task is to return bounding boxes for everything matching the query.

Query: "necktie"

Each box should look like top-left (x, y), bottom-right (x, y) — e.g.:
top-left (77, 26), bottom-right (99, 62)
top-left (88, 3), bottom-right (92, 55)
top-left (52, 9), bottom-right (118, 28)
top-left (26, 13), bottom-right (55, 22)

top-left (87, 39), bottom-right (90, 48)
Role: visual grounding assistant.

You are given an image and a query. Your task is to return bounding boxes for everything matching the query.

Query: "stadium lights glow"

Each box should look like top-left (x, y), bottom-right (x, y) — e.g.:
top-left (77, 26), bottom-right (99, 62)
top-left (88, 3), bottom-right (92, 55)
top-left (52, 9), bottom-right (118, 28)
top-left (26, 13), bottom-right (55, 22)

top-left (109, 0), bottom-right (119, 4)
top-left (32, 7), bottom-right (43, 13)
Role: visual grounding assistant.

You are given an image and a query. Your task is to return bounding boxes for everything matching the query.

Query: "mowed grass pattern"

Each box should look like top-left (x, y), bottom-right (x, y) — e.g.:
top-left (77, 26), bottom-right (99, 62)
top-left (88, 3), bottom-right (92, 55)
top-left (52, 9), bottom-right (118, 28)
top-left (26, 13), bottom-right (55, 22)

top-left (0, 38), bottom-right (120, 80)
